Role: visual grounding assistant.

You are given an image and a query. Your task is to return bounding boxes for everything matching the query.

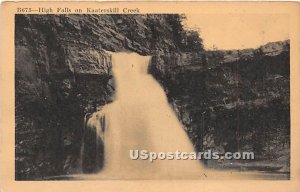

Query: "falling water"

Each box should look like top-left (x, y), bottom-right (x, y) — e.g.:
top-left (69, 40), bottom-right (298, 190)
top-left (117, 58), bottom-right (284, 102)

top-left (80, 52), bottom-right (204, 179)
top-left (78, 52), bottom-right (277, 180)
top-left (106, 52), bottom-right (206, 179)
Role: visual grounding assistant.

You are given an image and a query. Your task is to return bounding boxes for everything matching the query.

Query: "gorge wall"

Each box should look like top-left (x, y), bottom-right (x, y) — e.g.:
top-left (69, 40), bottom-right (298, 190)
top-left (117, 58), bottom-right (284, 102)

top-left (15, 14), bottom-right (290, 180)
top-left (15, 14), bottom-right (204, 180)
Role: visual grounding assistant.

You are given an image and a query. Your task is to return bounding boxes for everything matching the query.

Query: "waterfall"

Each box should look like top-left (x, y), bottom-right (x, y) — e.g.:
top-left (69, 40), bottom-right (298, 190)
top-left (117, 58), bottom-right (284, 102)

top-left (79, 52), bottom-right (204, 179)
top-left (81, 111), bottom-right (105, 173)
top-left (76, 52), bottom-right (273, 180)
top-left (75, 52), bottom-right (279, 180)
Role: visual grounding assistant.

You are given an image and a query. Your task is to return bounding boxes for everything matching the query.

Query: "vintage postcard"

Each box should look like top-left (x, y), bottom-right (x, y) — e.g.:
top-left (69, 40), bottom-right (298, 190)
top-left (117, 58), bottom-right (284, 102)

top-left (1, 1), bottom-right (300, 192)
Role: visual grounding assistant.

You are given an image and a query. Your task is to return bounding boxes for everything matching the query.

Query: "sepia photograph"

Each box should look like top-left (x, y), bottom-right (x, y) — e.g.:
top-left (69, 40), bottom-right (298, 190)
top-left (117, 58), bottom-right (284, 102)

top-left (1, 1), bottom-right (300, 192)
top-left (14, 13), bottom-right (290, 180)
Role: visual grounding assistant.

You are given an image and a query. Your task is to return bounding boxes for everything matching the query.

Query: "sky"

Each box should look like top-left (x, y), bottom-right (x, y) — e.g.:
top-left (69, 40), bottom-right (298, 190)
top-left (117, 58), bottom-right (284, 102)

top-left (184, 14), bottom-right (289, 50)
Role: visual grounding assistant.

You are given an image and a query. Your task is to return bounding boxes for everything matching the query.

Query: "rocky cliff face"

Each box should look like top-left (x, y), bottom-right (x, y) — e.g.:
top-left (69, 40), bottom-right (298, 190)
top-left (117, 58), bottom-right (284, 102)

top-left (15, 14), bottom-right (204, 179)
top-left (15, 14), bottom-right (289, 180)
top-left (150, 40), bottom-right (290, 172)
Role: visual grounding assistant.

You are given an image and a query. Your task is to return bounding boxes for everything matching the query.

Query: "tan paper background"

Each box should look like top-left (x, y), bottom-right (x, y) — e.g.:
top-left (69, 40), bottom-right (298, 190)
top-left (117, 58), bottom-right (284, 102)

top-left (1, 1), bottom-right (300, 191)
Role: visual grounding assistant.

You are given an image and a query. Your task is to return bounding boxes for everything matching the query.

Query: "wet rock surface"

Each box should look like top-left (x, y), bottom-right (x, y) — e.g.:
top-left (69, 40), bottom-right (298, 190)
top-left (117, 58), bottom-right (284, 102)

top-left (15, 14), bottom-right (201, 179)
